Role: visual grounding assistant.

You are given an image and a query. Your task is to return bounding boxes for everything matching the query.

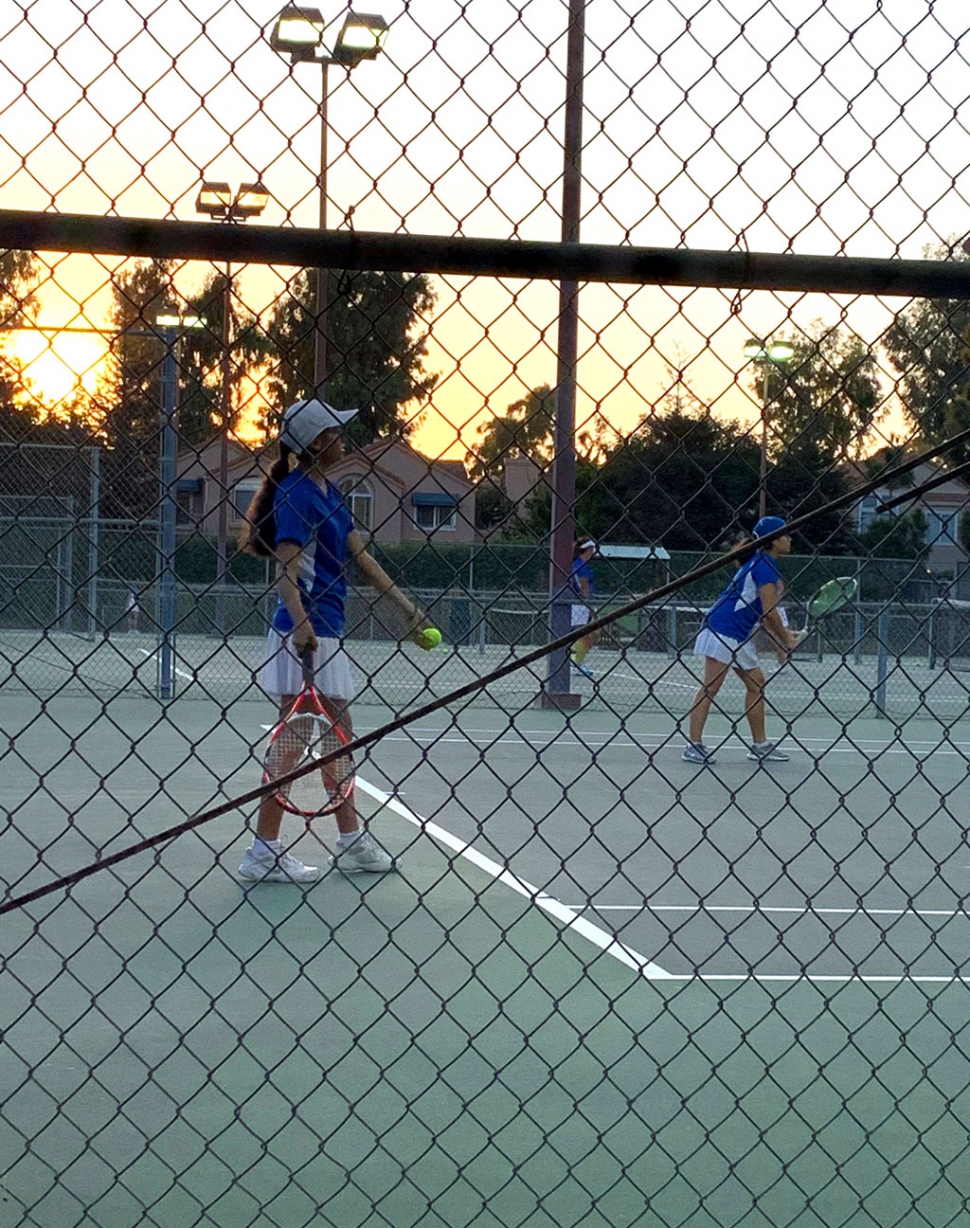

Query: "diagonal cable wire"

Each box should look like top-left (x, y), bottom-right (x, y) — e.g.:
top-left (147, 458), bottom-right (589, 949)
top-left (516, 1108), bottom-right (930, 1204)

top-left (4, 424), bottom-right (970, 917)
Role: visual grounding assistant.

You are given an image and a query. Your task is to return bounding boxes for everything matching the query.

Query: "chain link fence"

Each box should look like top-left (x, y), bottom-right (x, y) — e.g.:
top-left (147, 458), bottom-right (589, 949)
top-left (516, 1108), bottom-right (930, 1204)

top-left (4, 2), bottom-right (970, 1226)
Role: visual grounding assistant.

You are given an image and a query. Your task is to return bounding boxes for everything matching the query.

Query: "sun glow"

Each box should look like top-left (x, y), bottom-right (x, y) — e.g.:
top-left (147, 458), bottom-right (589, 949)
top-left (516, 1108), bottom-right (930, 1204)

top-left (7, 331), bottom-right (107, 410)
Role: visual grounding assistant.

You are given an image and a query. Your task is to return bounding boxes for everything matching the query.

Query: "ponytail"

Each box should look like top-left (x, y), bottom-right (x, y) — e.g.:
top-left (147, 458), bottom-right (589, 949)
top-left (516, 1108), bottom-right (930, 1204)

top-left (239, 443), bottom-right (293, 557)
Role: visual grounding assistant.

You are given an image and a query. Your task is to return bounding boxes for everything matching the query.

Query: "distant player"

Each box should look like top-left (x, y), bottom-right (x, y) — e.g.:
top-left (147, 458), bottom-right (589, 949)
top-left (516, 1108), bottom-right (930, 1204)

top-left (570, 538), bottom-right (600, 680)
top-left (125, 587), bottom-right (140, 633)
top-left (684, 516), bottom-right (799, 765)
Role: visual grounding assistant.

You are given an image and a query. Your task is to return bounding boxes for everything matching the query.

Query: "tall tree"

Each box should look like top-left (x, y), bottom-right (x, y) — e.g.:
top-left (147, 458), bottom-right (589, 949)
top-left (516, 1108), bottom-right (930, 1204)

top-left (594, 404), bottom-right (761, 550)
top-left (882, 240), bottom-right (970, 447)
top-left (755, 322), bottom-right (883, 460)
top-left (468, 384), bottom-right (556, 481)
top-left (0, 249), bottom-right (41, 437)
top-left (97, 259), bottom-right (180, 519)
top-left (263, 269), bottom-right (437, 444)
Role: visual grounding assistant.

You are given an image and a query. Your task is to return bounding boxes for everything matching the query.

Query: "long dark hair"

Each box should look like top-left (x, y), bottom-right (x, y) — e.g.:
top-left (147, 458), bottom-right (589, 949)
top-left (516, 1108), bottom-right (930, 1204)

top-left (239, 443), bottom-right (294, 557)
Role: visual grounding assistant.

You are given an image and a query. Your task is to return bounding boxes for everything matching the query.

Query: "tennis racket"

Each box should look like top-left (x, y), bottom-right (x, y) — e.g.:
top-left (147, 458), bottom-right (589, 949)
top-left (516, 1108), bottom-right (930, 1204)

top-left (262, 647), bottom-right (355, 817)
top-left (793, 576), bottom-right (859, 645)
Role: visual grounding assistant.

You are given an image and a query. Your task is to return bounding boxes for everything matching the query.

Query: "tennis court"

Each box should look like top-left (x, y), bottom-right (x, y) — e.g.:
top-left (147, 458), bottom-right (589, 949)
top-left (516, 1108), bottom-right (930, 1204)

top-left (5, 664), bottom-right (970, 1227)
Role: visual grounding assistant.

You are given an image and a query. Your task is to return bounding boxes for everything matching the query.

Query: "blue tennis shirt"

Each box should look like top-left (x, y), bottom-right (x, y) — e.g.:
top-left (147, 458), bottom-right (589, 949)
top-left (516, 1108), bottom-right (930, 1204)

top-left (571, 558), bottom-right (595, 596)
top-left (706, 551), bottom-right (781, 640)
top-left (271, 469), bottom-right (353, 637)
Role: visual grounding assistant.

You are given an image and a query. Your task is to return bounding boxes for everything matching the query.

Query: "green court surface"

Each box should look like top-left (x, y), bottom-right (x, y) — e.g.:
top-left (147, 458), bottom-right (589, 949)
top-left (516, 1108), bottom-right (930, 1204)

top-left (4, 689), bottom-right (970, 1227)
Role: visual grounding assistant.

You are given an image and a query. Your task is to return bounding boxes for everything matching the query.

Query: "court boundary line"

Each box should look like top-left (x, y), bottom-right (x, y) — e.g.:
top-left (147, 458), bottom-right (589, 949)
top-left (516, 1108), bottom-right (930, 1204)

top-left (572, 904), bottom-right (970, 917)
top-left (354, 776), bottom-right (675, 980)
top-left (557, 901), bottom-right (970, 983)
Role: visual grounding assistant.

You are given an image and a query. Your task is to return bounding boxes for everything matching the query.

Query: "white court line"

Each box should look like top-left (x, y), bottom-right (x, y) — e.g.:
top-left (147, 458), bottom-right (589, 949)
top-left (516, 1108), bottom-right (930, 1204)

top-left (363, 726), bottom-right (970, 758)
top-left (607, 670), bottom-right (696, 689)
top-left (138, 647), bottom-right (195, 683)
top-left (354, 776), bottom-right (675, 980)
top-left (569, 904), bottom-right (970, 918)
top-left (356, 773), bottom-right (970, 984)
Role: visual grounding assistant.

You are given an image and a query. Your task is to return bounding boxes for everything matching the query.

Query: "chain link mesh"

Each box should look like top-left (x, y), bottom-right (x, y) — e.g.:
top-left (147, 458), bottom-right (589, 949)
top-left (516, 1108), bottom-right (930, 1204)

top-left (3, 2), bottom-right (970, 1225)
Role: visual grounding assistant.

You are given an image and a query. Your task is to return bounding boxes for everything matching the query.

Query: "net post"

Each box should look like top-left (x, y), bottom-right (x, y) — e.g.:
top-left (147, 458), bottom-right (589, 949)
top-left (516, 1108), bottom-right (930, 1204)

top-left (874, 606), bottom-right (890, 717)
top-left (157, 329), bottom-right (179, 701)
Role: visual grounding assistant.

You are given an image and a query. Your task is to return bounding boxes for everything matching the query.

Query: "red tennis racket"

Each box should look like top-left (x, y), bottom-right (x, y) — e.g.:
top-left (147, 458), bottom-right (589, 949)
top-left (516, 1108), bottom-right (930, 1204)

top-left (262, 647), bottom-right (355, 817)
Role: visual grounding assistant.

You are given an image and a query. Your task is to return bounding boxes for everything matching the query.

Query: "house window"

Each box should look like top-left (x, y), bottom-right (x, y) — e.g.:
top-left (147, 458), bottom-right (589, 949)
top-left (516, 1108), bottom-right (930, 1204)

top-left (926, 509), bottom-right (959, 545)
top-left (176, 479), bottom-right (204, 526)
top-left (859, 493), bottom-right (882, 531)
top-left (340, 476), bottom-right (374, 533)
top-left (232, 484), bottom-right (260, 525)
top-left (412, 493), bottom-right (458, 532)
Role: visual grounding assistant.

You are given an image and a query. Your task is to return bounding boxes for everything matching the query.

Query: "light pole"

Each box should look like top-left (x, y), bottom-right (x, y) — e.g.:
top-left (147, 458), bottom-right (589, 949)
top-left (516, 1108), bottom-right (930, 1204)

top-left (154, 315), bottom-right (206, 698)
top-left (195, 181), bottom-right (268, 631)
top-left (541, 0), bottom-right (586, 710)
top-left (744, 339), bottom-right (795, 519)
top-left (269, 7), bottom-right (389, 396)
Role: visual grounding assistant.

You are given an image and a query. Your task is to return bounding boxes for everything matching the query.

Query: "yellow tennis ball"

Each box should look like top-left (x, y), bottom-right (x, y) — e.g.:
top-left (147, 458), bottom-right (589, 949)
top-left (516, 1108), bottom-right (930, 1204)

top-left (419, 627), bottom-right (442, 651)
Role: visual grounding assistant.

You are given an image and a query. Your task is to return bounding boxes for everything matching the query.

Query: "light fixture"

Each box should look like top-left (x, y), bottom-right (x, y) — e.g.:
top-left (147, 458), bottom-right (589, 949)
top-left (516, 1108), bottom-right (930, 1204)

top-left (270, 6), bottom-right (325, 58)
top-left (744, 339), bottom-right (795, 362)
top-left (195, 182), bottom-right (233, 217)
top-left (156, 315), bottom-right (205, 328)
top-left (231, 181), bottom-right (270, 218)
top-left (333, 12), bottom-right (388, 64)
top-left (195, 180), bottom-right (269, 222)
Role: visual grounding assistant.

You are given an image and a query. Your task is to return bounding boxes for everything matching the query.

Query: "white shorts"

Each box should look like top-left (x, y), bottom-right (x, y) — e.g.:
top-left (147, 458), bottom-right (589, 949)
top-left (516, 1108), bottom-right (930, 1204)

top-left (260, 629), bottom-right (357, 702)
top-left (693, 626), bottom-right (760, 672)
top-left (571, 604), bottom-right (591, 627)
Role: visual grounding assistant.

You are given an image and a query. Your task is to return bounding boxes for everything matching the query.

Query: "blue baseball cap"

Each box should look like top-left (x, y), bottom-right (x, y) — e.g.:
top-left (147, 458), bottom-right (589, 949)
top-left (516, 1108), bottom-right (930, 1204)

top-left (752, 515), bottom-right (788, 539)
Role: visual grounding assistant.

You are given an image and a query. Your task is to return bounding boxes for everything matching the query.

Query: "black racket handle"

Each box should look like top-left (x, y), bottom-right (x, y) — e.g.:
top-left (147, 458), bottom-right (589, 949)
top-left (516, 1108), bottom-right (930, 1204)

top-left (300, 645), bottom-right (315, 686)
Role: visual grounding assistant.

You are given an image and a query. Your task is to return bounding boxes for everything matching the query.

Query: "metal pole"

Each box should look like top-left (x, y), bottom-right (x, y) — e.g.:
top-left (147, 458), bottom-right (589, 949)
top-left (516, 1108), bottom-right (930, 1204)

top-left (87, 445), bottom-right (101, 639)
top-left (542, 0), bottom-right (585, 709)
top-left (314, 61), bottom-right (330, 396)
top-left (157, 329), bottom-right (179, 700)
top-left (216, 261), bottom-right (232, 633)
top-left (874, 607), bottom-right (890, 718)
top-left (758, 364), bottom-right (769, 519)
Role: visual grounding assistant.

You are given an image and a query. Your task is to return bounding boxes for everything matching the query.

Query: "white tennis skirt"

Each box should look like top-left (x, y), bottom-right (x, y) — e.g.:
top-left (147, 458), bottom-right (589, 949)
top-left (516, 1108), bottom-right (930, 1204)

top-left (260, 629), bottom-right (357, 702)
top-left (571, 603), bottom-right (591, 627)
top-left (693, 626), bottom-right (760, 672)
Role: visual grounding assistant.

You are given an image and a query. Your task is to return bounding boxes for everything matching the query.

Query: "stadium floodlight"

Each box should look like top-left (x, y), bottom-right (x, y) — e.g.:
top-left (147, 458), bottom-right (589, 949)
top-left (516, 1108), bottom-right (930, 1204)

top-left (155, 315), bottom-right (204, 328)
top-left (270, 6), bottom-right (325, 59)
top-left (195, 181), bottom-right (268, 222)
top-left (268, 6), bottom-right (388, 397)
top-left (744, 339), bottom-right (796, 363)
top-left (195, 182), bottom-right (233, 217)
top-left (333, 12), bottom-right (388, 64)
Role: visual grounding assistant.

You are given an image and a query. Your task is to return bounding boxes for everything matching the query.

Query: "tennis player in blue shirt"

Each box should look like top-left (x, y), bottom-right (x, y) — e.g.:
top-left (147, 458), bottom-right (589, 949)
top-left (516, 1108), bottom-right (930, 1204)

top-left (570, 538), bottom-right (600, 679)
top-left (684, 516), bottom-right (798, 765)
top-left (238, 398), bottom-right (429, 883)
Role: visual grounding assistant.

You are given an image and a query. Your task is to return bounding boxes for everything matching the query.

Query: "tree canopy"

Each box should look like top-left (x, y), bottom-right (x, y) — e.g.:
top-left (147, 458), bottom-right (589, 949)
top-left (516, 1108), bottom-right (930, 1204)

top-left (263, 268), bottom-right (438, 445)
top-left (754, 321), bottom-right (883, 460)
top-left (882, 241), bottom-right (970, 449)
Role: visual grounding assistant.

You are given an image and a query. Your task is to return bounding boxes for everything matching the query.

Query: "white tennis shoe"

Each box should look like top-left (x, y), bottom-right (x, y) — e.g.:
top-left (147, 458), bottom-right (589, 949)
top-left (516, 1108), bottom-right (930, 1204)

top-left (238, 844), bottom-right (321, 883)
top-left (748, 741), bottom-right (790, 763)
top-left (330, 831), bottom-right (395, 874)
top-left (682, 742), bottom-right (716, 765)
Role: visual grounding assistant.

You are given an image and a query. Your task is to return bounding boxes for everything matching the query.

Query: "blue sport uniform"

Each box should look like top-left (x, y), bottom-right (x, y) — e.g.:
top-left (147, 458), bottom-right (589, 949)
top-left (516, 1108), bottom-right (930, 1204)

top-left (571, 558), bottom-right (595, 597)
top-left (706, 551), bottom-right (781, 641)
top-left (271, 470), bottom-right (353, 638)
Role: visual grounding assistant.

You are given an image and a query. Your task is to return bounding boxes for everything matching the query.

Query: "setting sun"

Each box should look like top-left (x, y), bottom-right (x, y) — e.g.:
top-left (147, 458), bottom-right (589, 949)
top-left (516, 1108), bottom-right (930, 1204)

top-left (7, 330), bottom-right (107, 410)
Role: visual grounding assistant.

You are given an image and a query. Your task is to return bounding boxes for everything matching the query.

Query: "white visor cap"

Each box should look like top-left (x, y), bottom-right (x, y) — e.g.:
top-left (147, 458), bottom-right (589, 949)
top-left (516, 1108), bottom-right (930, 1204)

top-left (280, 398), bottom-right (358, 454)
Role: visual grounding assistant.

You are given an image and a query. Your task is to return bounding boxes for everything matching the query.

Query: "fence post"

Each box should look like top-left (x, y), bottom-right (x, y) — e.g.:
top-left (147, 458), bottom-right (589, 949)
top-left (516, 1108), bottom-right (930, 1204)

top-left (87, 446), bottom-right (101, 640)
top-left (667, 604), bottom-right (678, 659)
top-left (157, 330), bottom-right (179, 701)
top-left (874, 607), bottom-right (890, 718)
top-left (927, 601), bottom-right (937, 670)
